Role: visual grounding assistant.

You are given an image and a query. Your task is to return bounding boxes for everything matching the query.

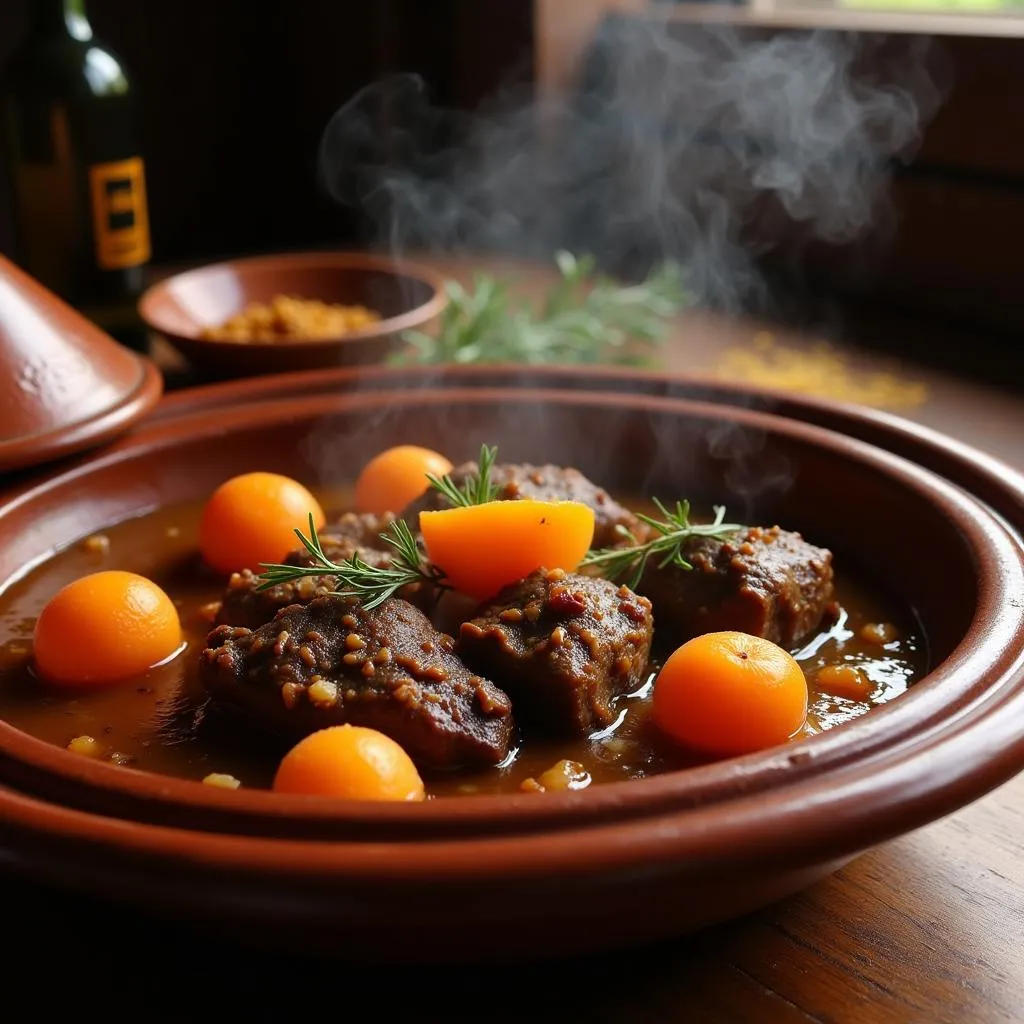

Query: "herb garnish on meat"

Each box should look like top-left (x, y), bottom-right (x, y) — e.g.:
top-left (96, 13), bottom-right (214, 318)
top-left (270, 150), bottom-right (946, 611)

top-left (255, 445), bottom-right (500, 608)
top-left (581, 500), bottom-right (742, 589)
top-left (257, 515), bottom-right (446, 611)
top-left (425, 444), bottom-right (500, 507)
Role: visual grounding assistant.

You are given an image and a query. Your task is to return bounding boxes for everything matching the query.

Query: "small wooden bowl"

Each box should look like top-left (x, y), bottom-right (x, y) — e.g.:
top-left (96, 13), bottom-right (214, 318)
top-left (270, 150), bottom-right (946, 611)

top-left (138, 252), bottom-right (447, 376)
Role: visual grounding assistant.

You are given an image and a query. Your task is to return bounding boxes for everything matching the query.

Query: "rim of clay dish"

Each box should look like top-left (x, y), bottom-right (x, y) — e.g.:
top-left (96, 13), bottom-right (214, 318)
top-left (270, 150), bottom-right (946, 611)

top-left (151, 363), bottom-right (1024, 527)
top-left (1, 383), bottom-right (1022, 855)
top-left (137, 251), bottom-right (449, 350)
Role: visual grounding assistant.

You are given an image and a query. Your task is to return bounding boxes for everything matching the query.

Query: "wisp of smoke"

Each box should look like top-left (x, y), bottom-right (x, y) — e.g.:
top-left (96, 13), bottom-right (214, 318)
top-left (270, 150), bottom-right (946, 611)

top-left (319, 15), bottom-right (944, 312)
top-left (310, 15), bottom-right (946, 508)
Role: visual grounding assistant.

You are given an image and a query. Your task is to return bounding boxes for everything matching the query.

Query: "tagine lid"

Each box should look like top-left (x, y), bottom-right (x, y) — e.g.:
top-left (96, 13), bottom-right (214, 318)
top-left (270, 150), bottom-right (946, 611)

top-left (0, 254), bottom-right (163, 473)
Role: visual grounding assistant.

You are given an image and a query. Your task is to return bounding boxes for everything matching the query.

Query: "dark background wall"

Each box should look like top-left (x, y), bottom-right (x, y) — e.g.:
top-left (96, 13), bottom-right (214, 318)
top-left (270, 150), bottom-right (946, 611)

top-left (0, 0), bottom-right (535, 263)
top-left (1, 0), bottom-right (1022, 335)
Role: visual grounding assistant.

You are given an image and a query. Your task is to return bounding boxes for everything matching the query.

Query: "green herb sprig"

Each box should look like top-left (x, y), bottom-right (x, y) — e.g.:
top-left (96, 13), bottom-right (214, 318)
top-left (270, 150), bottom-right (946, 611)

top-left (582, 500), bottom-right (742, 589)
top-left (425, 443), bottom-right (500, 507)
top-left (256, 445), bottom-right (506, 609)
top-left (398, 251), bottom-right (686, 366)
top-left (257, 514), bottom-right (446, 611)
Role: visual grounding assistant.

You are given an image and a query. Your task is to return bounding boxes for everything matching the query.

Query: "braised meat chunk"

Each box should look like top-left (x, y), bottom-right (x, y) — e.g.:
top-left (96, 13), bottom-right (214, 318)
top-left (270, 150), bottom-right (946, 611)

top-left (215, 512), bottom-right (431, 630)
top-left (457, 569), bottom-right (653, 736)
top-left (402, 462), bottom-right (639, 549)
top-left (638, 525), bottom-right (834, 648)
top-left (201, 594), bottom-right (514, 770)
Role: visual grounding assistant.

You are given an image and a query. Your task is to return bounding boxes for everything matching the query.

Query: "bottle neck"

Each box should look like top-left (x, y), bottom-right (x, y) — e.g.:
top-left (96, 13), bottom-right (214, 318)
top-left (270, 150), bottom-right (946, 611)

top-left (31, 0), bottom-right (93, 42)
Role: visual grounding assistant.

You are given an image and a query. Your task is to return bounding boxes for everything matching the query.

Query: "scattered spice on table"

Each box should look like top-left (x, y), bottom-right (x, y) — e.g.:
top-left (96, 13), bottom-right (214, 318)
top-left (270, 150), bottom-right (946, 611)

top-left (714, 332), bottom-right (928, 409)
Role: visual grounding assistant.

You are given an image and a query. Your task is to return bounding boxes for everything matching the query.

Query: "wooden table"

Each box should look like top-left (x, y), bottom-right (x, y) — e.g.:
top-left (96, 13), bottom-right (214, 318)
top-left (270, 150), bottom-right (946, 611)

top-left (5, 257), bottom-right (1023, 1022)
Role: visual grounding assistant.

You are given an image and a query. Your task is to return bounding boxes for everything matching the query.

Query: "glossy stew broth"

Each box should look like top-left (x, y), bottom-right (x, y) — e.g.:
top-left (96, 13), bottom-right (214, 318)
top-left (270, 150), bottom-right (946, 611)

top-left (0, 495), bottom-right (927, 796)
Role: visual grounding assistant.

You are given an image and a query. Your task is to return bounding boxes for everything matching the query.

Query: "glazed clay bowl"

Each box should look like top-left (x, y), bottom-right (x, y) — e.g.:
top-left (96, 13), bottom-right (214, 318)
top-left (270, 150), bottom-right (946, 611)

top-left (137, 252), bottom-right (447, 376)
top-left (1, 378), bottom-right (1023, 958)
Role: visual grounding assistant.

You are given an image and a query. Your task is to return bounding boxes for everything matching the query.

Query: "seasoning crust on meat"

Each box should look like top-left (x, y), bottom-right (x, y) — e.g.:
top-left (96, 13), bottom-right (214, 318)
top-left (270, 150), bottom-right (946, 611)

top-left (457, 568), bottom-right (654, 736)
top-left (215, 512), bottom-right (433, 630)
top-left (201, 594), bottom-right (514, 770)
top-left (638, 525), bottom-right (834, 648)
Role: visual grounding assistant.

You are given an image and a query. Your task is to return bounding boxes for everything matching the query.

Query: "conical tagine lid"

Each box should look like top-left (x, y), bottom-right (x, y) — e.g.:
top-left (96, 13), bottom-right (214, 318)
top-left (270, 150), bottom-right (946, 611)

top-left (0, 253), bottom-right (162, 473)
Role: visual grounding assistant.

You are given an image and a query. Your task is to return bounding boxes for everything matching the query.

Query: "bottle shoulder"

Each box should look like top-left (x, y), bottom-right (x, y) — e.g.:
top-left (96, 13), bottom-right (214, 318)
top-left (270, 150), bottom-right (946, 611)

top-left (3, 38), bottom-right (132, 100)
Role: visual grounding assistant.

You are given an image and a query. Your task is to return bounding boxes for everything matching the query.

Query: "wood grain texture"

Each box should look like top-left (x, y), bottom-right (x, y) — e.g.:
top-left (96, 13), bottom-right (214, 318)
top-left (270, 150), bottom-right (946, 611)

top-left (2, 790), bottom-right (1020, 1021)
top-left (642, 2), bottom-right (1024, 40)
top-left (3, 255), bottom-right (1023, 1022)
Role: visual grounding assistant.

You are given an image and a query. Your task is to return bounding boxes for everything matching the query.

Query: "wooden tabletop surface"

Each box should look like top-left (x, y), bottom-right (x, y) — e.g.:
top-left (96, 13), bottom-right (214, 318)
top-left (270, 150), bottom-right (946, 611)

top-left (4, 256), bottom-right (1023, 1022)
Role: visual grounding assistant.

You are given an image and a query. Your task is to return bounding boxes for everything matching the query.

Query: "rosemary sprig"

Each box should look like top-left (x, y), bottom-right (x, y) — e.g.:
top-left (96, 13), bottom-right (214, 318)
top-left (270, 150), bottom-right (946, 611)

top-left (581, 499), bottom-right (742, 590)
top-left (397, 251), bottom-right (686, 366)
top-left (257, 514), bottom-right (447, 611)
top-left (425, 443), bottom-right (500, 507)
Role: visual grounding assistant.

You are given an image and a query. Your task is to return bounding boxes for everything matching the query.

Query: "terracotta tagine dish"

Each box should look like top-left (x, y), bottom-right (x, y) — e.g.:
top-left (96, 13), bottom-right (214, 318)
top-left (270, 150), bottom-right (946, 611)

top-left (0, 366), bottom-right (1022, 960)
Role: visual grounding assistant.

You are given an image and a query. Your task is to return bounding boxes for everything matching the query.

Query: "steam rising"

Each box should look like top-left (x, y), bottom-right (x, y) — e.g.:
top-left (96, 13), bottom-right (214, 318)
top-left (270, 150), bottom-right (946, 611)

top-left (319, 16), bottom-right (943, 310)
top-left (310, 16), bottom-right (945, 506)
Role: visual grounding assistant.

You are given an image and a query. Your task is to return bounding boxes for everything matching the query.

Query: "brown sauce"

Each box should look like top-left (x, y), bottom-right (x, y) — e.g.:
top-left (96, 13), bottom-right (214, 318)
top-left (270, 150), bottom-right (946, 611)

top-left (0, 496), bottom-right (927, 797)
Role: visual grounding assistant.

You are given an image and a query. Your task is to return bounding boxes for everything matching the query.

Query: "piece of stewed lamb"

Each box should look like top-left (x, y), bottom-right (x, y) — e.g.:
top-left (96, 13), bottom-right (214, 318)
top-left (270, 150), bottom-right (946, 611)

top-left (201, 594), bottom-right (514, 770)
top-left (214, 512), bottom-right (432, 630)
top-left (637, 525), bottom-right (834, 648)
top-left (457, 568), bottom-right (653, 736)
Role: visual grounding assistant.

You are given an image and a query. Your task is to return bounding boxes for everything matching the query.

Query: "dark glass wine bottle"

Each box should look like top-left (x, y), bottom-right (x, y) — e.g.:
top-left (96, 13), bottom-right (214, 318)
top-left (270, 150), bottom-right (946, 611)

top-left (1, 0), bottom-right (151, 351)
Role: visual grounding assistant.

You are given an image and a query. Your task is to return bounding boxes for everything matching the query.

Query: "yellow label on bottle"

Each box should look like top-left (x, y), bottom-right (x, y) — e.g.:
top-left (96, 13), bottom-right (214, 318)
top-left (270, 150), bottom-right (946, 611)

top-left (88, 157), bottom-right (151, 269)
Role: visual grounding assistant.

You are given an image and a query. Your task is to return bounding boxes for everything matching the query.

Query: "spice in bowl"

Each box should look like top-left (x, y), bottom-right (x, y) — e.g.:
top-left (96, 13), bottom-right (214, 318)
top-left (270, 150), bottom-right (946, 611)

top-left (201, 295), bottom-right (381, 344)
